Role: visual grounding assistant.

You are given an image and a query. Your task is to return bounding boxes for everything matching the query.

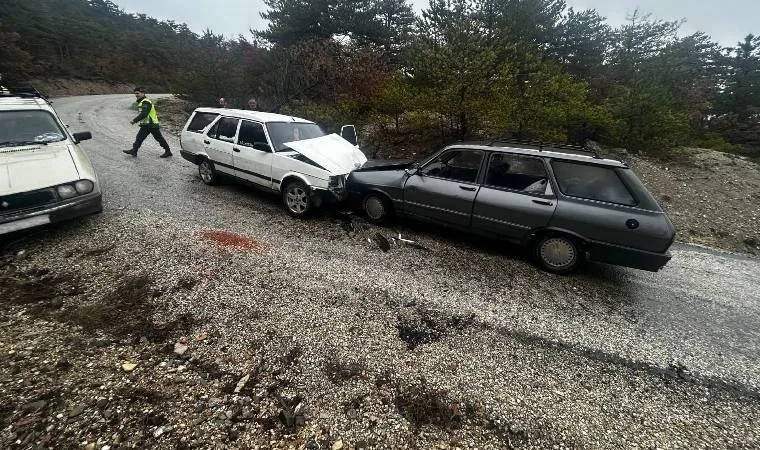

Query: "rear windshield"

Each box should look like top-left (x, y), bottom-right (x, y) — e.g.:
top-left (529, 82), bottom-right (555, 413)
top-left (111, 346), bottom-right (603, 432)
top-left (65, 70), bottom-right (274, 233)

top-left (0, 110), bottom-right (66, 146)
top-left (551, 160), bottom-right (637, 206)
top-left (266, 122), bottom-right (326, 151)
top-left (187, 112), bottom-right (219, 133)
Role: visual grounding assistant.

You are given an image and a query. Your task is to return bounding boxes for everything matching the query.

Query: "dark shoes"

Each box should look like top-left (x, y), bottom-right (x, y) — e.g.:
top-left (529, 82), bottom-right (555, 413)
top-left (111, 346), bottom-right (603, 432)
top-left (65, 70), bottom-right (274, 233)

top-left (124, 149), bottom-right (171, 158)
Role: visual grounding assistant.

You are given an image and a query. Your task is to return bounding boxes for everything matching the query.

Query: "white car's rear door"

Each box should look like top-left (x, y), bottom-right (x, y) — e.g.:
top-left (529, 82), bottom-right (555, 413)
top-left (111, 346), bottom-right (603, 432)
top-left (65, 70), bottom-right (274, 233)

top-left (204, 116), bottom-right (239, 175)
top-left (181, 111), bottom-right (220, 155)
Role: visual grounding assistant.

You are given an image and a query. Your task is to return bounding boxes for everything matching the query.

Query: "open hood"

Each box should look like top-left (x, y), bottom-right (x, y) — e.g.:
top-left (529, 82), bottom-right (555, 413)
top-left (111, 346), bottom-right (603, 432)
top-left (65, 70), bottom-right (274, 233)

top-left (0, 142), bottom-right (79, 195)
top-left (283, 134), bottom-right (367, 175)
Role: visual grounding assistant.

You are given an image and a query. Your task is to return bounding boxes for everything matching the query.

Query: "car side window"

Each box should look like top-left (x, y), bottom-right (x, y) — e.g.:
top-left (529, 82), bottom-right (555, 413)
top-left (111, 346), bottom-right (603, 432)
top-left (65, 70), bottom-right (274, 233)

top-left (485, 154), bottom-right (550, 195)
top-left (420, 149), bottom-right (484, 184)
top-left (237, 121), bottom-right (269, 150)
top-left (187, 112), bottom-right (219, 133)
top-left (208, 117), bottom-right (238, 142)
top-left (551, 161), bottom-right (637, 206)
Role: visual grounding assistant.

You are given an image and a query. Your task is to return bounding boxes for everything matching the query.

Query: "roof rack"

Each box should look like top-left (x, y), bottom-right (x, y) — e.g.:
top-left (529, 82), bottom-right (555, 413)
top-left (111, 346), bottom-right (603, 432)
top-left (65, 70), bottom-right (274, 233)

top-left (483, 137), bottom-right (603, 159)
top-left (0, 85), bottom-right (49, 100)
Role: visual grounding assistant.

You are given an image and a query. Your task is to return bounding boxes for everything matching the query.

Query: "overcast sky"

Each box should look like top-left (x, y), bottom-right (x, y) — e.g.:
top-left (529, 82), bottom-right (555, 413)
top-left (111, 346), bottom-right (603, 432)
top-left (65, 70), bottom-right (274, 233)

top-left (114, 0), bottom-right (757, 48)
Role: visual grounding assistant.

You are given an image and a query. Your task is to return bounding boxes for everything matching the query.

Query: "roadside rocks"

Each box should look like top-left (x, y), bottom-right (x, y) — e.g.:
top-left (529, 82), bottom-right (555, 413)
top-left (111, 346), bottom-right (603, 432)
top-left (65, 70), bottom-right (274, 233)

top-left (22, 400), bottom-right (47, 414)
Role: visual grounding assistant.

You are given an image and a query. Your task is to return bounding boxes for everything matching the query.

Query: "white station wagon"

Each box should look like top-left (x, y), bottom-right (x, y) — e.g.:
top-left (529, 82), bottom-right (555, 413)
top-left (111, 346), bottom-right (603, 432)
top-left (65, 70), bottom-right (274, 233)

top-left (179, 108), bottom-right (366, 217)
top-left (0, 88), bottom-right (102, 235)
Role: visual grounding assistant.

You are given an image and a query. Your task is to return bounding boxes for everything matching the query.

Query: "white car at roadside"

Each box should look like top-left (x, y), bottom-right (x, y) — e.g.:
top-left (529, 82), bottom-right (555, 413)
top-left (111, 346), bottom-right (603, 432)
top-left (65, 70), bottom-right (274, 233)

top-left (179, 108), bottom-right (366, 217)
top-left (0, 88), bottom-right (102, 236)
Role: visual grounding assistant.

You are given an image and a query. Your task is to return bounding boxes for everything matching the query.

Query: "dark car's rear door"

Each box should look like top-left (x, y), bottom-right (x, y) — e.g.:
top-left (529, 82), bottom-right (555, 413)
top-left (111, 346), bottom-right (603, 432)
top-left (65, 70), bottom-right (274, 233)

top-left (471, 153), bottom-right (557, 241)
top-left (403, 149), bottom-right (485, 228)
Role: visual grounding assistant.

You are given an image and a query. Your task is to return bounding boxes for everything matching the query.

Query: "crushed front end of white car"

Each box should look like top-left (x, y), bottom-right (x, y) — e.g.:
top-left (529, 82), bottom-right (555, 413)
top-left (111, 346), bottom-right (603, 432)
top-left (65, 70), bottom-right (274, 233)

top-left (279, 133), bottom-right (367, 200)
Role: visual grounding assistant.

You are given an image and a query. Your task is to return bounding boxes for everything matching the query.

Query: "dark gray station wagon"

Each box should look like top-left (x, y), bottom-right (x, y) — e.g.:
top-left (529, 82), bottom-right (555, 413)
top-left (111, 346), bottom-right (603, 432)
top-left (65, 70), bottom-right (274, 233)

top-left (346, 142), bottom-right (676, 273)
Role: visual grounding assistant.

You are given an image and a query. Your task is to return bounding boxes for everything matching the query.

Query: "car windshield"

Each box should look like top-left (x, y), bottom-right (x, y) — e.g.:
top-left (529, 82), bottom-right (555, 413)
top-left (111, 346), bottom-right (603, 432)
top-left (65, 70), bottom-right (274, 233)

top-left (0, 110), bottom-right (66, 146)
top-left (266, 122), bottom-right (326, 152)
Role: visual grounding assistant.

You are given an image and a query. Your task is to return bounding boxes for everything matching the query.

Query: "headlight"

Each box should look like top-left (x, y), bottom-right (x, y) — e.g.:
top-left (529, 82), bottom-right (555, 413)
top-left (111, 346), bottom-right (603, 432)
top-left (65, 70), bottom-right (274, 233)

top-left (57, 185), bottom-right (77, 199)
top-left (75, 180), bottom-right (94, 194)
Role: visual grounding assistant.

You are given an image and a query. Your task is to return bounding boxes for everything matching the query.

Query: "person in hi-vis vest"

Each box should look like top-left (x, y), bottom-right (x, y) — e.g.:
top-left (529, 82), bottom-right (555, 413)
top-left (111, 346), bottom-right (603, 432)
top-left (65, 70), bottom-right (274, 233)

top-left (124, 87), bottom-right (172, 158)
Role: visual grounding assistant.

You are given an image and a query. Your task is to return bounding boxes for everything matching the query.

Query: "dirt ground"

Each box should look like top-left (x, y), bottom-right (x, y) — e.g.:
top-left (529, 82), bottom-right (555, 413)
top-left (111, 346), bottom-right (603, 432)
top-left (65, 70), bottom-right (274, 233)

top-left (156, 97), bottom-right (760, 256)
top-left (28, 79), bottom-right (135, 98)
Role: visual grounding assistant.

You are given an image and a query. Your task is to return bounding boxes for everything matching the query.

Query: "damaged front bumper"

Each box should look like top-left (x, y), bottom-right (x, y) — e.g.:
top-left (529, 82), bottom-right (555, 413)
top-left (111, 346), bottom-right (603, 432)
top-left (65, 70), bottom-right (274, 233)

top-left (306, 175), bottom-right (349, 209)
top-left (0, 192), bottom-right (103, 235)
top-left (326, 174), bottom-right (348, 201)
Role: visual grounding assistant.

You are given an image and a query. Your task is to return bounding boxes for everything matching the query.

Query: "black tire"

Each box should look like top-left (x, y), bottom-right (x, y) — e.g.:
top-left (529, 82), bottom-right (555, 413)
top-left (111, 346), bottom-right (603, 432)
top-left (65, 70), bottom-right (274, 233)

top-left (198, 159), bottom-right (218, 185)
top-left (282, 180), bottom-right (313, 218)
top-left (534, 234), bottom-right (580, 274)
top-left (363, 193), bottom-right (393, 224)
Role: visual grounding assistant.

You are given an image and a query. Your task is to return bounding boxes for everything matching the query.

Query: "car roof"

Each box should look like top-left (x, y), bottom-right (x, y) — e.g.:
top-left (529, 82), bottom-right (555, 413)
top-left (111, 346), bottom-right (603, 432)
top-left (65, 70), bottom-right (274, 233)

top-left (0, 97), bottom-right (53, 111)
top-left (448, 143), bottom-right (628, 168)
top-left (193, 107), bottom-right (315, 124)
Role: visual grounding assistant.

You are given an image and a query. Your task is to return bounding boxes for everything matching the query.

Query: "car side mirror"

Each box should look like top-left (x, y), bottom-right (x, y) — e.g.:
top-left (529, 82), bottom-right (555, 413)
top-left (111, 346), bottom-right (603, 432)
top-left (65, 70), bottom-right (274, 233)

top-left (252, 142), bottom-right (272, 152)
top-left (72, 132), bottom-right (92, 143)
top-left (340, 125), bottom-right (358, 146)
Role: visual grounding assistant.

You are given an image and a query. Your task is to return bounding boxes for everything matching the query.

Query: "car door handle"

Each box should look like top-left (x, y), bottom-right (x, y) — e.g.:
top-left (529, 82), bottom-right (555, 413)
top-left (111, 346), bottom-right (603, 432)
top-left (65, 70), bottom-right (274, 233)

top-left (532, 200), bottom-right (554, 206)
top-left (233, 148), bottom-right (240, 152)
top-left (459, 186), bottom-right (476, 191)
top-left (203, 140), bottom-right (210, 144)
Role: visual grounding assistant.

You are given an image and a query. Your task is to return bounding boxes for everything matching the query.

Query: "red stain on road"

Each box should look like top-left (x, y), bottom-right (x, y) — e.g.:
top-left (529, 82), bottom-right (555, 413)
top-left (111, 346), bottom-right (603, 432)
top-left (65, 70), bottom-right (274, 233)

top-left (199, 230), bottom-right (262, 252)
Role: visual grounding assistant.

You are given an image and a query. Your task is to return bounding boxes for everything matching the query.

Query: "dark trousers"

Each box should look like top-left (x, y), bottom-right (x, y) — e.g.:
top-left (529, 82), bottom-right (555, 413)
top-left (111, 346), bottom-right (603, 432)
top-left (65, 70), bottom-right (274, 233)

top-left (132, 125), bottom-right (170, 152)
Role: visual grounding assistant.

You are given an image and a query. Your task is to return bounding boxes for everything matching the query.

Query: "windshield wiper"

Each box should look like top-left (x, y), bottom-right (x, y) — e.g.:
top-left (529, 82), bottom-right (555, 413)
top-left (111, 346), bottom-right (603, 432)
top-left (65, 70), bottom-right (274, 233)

top-left (0, 140), bottom-right (48, 148)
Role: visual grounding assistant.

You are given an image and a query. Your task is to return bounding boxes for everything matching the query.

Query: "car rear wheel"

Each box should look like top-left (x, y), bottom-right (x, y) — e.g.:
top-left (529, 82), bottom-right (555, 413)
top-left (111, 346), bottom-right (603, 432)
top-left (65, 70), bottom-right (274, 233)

top-left (198, 159), bottom-right (218, 185)
top-left (363, 193), bottom-right (392, 224)
top-left (283, 180), bottom-right (312, 218)
top-left (535, 235), bottom-right (580, 274)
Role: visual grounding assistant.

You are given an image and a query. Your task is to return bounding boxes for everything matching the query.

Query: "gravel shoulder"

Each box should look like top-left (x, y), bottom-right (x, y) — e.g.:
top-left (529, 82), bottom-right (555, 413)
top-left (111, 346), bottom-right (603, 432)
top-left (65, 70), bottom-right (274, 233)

top-left (1, 95), bottom-right (759, 449)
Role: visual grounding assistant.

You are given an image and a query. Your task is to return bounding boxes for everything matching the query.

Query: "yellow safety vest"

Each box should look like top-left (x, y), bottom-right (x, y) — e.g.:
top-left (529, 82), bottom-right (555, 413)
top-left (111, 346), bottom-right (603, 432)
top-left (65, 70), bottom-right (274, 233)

top-left (137, 97), bottom-right (159, 125)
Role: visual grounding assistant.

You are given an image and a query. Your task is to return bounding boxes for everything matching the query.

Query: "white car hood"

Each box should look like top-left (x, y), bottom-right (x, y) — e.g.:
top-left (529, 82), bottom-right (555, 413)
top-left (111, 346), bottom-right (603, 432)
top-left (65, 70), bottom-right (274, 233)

top-left (283, 134), bottom-right (367, 175)
top-left (0, 142), bottom-right (79, 195)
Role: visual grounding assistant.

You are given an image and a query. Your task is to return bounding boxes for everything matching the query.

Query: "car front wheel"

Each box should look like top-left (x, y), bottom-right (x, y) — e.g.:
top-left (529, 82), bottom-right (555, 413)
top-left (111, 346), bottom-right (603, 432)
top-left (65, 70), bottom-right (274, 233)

top-left (535, 235), bottom-right (580, 274)
top-left (198, 159), bottom-right (218, 185)
top-left (283, 180), bottom-right (312, 218)
top-left (363, 193), bottom-right (392, 224)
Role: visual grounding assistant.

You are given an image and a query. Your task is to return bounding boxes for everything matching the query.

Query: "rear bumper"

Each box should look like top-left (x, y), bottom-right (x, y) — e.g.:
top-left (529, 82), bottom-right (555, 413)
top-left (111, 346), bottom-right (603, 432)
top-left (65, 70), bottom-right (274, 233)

top-left (0, 193), bottom-right (103, 235)
top-left (587, 240), bottom-right (672, 272)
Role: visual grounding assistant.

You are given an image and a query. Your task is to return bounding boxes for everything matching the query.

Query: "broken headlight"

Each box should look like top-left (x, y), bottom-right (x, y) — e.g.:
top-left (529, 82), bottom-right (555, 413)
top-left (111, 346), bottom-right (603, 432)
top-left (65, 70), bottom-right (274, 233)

top-left (328, 175), bottom-right (346, 189)
top-left (328, 175), bottom-right (347, 197)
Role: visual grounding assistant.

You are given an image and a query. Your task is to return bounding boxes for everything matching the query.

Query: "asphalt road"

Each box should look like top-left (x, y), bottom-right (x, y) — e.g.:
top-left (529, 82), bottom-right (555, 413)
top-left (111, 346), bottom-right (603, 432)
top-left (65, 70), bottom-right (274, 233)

top-left (7, 94), bottom-right (757, 447)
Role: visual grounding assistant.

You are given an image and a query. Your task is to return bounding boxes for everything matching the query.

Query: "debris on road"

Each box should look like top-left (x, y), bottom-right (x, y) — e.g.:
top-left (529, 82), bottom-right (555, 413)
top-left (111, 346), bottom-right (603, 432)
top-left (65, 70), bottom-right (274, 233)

top-left (371, 232), bottom-right (391, 252)
top-left (174, 341), bottom-right (189, 356)
top-left (233, 374), bottom-right (250, 393)
top-left (392, 232), bottom-right (429, 251)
